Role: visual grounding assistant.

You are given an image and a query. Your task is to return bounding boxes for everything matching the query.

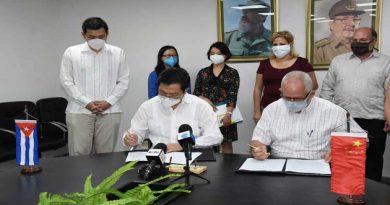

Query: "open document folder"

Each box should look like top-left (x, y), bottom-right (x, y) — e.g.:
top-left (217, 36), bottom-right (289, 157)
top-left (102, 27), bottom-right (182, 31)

top-left (238, 158), bottom-right (331, 176)
top-left (216, 104), bottom-right (243, 127)
top-left (125, 151), bottom-right (202, 165)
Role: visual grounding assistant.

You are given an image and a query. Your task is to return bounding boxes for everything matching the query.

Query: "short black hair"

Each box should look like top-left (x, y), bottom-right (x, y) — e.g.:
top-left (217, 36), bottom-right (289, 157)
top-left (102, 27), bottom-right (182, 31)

top-left (207, 42), bottom-right (232, 61)
top-left (158, 68), bottom-right (190, 92)
top-left (82, 17), bottom-right (109, 33)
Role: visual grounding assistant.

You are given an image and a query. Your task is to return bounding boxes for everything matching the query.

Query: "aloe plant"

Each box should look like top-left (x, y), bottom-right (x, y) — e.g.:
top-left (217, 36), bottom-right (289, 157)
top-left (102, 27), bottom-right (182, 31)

top-left (38, 161), bottom-right (190, 205)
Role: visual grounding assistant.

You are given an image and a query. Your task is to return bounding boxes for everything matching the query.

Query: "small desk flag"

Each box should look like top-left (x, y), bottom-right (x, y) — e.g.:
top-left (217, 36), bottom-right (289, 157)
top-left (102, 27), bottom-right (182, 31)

top-left (15, 120), bottom-right (39, 166)
top-left (331, 132), bottom-right (367, 195)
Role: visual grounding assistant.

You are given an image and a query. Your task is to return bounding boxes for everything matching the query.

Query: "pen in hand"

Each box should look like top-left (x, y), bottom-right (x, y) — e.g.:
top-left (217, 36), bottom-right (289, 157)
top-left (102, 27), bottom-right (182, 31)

top-left (126, 130), bottom-right (136, 151)
top-left (248, 144), bottom-right (271, 156)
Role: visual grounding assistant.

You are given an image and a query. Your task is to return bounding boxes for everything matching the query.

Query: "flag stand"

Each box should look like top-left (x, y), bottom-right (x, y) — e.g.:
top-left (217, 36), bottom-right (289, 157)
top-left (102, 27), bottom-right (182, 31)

top-left (333, 114), bottom-right (366, 205)
top-left (337, 195), bottom-right (366, 205)
top-left (17, 107), bottom-right (43, 175)
top-left (21, 165), bottom-right (42, 175)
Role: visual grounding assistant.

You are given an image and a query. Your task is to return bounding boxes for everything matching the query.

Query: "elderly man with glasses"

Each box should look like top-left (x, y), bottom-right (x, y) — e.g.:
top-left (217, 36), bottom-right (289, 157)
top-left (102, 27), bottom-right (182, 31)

top-left (320, 27), bottom-right (390, 181)
top-left (314, 0), bottom-right (365, 64)
top-left (250, 71), bottom-right (363, 161)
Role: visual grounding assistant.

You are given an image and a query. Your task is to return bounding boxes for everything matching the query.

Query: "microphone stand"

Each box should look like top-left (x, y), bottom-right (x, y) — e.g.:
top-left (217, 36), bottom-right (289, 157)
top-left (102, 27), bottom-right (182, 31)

top-left (171, 141), bottom-right (210, 186)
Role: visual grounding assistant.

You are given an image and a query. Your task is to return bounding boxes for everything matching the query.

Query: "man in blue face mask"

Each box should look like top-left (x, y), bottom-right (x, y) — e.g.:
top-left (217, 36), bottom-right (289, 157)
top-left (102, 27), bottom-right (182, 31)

top-left (250, 71), bottom-right (364, 161)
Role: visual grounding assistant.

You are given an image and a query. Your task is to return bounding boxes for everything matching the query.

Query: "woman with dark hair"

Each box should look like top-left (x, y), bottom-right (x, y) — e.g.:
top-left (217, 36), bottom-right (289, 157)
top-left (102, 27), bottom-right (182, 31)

top-left (148, 45), bottom-right (191, 99)
top-left (194, 42), bottom-right (240, 154)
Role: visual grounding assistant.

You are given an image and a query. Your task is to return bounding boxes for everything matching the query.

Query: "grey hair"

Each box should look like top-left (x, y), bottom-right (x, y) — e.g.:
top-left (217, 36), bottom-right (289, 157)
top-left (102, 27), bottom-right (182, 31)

top-left (281, 71), bottom-right (313, 93)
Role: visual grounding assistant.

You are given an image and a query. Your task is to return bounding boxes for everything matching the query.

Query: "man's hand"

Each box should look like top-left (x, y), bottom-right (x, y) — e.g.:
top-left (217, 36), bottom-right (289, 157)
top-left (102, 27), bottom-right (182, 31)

top-left (220, 114), bottom-right (232, 127)
top-left (86, 102), bottom-right (102, 114)
top-left (384, 121), bottom-right (390, 132)
top-left (250, 140), bottom-right (270, 160)
top-left (322, 150), bottom-right (331, 163)
top-left (167, 143), bottom-right (183, 153)
top-left (124, 133), bottom-right (138, 147)
top-left (95, 101), bottom-right (112, 112)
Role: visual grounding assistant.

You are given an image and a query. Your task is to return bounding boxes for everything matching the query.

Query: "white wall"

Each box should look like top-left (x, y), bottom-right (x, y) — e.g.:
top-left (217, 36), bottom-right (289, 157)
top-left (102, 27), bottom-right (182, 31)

top-left (0, 0), bottom-right (389, 177)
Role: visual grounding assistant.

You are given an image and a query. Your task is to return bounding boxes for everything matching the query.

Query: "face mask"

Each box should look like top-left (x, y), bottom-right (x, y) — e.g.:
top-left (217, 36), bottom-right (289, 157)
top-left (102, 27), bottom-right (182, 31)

top-left (283, 92), bottom-right (310, 113)
top-left (210, 54), bottom-right (225, 64)
top-left (163, 56), bottom-right (178, 68)
top-left (87, 38), bottom-right (105, 50)
top-left (351, 41), bottom-right (372, 56)
top-left (272, 45), bottom-right (291, 58)
top-left (159, 95), bottom-right (181, 109)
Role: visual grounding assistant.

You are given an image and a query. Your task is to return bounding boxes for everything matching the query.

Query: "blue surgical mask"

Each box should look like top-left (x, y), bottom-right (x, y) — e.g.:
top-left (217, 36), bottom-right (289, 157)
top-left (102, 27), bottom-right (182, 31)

top-left (283, 93), bottom-right (310, 113)
top-left (164, 56), bottom-right (178, 68)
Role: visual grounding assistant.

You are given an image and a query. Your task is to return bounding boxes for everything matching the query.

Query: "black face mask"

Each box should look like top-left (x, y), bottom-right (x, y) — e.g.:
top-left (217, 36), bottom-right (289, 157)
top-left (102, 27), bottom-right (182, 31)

top-left (351, 41), bottom-right (372, 56)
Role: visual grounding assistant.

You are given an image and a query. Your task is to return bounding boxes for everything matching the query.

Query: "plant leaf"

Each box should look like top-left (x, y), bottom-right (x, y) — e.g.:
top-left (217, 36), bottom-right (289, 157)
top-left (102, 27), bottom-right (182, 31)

top-left (84, 174), bottom-right (94, 194)
top-left (96, 161), bottom-right (137, 190)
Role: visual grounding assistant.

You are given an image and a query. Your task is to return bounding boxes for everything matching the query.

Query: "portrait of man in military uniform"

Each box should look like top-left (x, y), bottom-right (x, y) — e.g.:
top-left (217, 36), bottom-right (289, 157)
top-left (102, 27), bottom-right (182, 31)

top-left (218, 0), bottom-right (276, 60)
top-left (312, 0), bottom-right (372, 65)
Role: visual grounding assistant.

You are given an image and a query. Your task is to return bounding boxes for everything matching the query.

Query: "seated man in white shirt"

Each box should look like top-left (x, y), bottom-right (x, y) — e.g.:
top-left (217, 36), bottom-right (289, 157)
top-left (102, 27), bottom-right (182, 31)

top-left (123, 68), bottom-right (223, 152)
top-left (251, 71), bottom-right (363, 160)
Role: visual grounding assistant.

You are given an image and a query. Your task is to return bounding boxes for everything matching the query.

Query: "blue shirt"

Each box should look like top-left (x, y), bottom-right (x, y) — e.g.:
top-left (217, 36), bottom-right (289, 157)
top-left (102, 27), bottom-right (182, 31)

top-left (148, 70), bottom-right (192, 99)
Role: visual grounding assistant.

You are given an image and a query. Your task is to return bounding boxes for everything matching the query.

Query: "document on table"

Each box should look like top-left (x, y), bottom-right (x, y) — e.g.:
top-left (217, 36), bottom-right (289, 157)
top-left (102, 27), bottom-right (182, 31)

top-left (216, 104), bottom-right (243, 127)
top-left (238, 158), bottom-right (286, 172)
top-left (125, 151), bottom-right (202, 165)
top-left (285, 159), bottom-right (331, 175)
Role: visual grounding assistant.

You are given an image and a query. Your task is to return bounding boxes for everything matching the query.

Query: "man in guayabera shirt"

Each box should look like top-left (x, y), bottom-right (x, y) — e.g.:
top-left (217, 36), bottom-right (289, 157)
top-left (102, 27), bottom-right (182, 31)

top-left (320, 27), bottom-right (390, 182)
top-left (251, 71), bottom-right (363, 161)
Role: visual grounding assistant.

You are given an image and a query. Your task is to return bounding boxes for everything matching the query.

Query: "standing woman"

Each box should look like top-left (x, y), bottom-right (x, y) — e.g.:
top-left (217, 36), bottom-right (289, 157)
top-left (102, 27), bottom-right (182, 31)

top-left (194, 42), bottom-right (240, 154)
top-left (253, 30), bottom-right (318, 123)
top-left (148, 45), bottom-right (191, 99)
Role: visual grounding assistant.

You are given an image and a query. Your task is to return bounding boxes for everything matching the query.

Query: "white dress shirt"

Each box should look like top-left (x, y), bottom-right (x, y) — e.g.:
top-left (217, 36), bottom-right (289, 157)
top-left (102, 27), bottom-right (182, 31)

top-left (252, 97), bottom-right (364, 159)
top-left (320, 50), bottom-right (390, 120)
top-left (125, 94), bottom-right (223, 147)
top-left (60, 42), bottom-right (130, 114)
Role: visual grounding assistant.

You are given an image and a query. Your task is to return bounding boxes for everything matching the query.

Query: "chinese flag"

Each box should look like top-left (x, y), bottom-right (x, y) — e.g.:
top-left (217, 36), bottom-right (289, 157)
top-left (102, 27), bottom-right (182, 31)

top-left (331, 132), bottom-right (367, 195)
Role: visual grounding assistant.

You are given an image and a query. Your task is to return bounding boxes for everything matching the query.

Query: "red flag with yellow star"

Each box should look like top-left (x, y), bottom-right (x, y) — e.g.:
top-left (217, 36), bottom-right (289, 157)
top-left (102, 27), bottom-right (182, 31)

top-left (331, 132), bottom-right (367, 195)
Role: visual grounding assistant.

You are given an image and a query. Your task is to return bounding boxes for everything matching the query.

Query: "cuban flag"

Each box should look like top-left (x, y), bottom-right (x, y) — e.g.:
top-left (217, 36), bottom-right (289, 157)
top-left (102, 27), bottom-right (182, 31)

top-left (15, 120), bottom-right (39, 166)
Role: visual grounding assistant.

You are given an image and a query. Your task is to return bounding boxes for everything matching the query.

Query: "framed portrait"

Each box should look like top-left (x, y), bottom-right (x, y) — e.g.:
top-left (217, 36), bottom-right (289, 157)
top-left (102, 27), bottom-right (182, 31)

top-left (217, 0), bottom-right (279, 62)
top-left (306, 0), bottom-right (382, 69)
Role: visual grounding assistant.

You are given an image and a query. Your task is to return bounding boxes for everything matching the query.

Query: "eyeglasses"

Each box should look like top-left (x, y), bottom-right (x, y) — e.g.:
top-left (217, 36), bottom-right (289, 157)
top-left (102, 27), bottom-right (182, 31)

top-left (162, 54), bottom-right (177, 58)
top-left (334, 16), bottom-right (361, 25)
top-left (281, 91), bottom-right (311, 102)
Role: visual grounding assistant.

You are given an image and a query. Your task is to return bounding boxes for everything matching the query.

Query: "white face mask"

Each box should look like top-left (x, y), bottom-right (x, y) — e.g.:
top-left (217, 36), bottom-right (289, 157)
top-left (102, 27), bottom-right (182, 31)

top-left (87, 38), bottom-right (105, 50)
top-left (159, 95), bottom-right (181, 109)
top-left (272, 44), bottom-right (291, 58)
top-left (210, 54), bottom-right (225, 65)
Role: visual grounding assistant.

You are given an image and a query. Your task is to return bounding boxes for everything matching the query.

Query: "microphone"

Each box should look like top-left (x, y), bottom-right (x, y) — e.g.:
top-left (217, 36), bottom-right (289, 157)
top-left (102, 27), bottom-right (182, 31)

top-left (178, 124), bottom-right (195, 160)
top-left (177, 124), bottom-right (195, 145)
top-left (138, 143), bottom-right (168, 181)
top-left (146, 143), bottom-right (167, 165)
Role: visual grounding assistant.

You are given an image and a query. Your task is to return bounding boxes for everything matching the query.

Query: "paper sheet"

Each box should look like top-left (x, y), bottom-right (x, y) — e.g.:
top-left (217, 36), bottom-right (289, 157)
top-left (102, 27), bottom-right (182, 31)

top-left (239, 158), bottom-right (286, 172)
top-left (125, 151), bottom-right (202, 165)
top-left (216, 104), bottom-right (244, 127)
top-left (285, 159), bottom-right (331, 175)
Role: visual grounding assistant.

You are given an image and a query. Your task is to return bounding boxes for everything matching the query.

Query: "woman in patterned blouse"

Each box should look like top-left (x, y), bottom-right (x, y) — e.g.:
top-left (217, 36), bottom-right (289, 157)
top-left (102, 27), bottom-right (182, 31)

top-left (194, 42), bottom-right (240, 154)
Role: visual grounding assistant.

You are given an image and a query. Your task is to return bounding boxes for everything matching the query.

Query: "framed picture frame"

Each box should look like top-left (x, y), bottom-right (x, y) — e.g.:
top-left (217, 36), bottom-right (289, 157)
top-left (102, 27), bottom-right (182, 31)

top-left (306, 0), bottom-right (382, 69)
top-left (217, 0), bottom-right (279, 62)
